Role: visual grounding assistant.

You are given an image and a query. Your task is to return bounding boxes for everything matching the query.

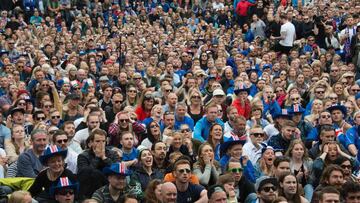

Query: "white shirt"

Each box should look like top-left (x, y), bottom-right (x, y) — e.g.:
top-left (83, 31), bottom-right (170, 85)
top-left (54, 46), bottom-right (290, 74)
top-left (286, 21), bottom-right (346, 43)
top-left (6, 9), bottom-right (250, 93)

top-left (280, 21), bottom-right (296, 47)
top-left (243, 142), bottom-right (263, 165)
top-left (263, 124), bottom-right (279, 142)
top-left (73, 128), bottom-right (89, 145)
top-left (65, 148), bottom-right (78, 174)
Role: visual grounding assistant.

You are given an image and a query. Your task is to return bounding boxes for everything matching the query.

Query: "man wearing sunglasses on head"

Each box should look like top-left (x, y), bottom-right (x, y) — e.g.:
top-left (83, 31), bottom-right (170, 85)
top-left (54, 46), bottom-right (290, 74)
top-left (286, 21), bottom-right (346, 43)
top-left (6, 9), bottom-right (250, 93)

top-left (172, 159), bottom-right (208, 203)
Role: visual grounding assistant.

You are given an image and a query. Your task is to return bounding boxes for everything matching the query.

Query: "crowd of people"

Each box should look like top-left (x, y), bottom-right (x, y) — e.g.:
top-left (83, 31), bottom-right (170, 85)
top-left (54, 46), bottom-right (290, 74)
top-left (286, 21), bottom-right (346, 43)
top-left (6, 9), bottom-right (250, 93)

top-left (0, 0), bottom-right (360, 202)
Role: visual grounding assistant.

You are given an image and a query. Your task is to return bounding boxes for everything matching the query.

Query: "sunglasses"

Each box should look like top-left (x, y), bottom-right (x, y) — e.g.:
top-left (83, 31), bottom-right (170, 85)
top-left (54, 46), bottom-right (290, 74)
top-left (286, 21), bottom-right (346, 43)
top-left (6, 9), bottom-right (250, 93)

top-left (119, 119), bottom-right (130, 123)
top-left (128, 90), bottom-right (137, 93)
top-left (291, 97), bottom-right (300, 101)
top-left (251, 133), bottom-right (264, 138)
top-left (181, 128), bottom-right (190, 133)
top-left (44, 105), bottom-right (52, 108)
top-left (57, 189), bottom-right (74, 196)
top-left (165, 89), bottom-right (172, 92)
top-left (177, 168), bottom-right (191, 174)
top-left (192, 96), bottom-right (201, 99)
top-left (18, 102), bottom-right (26, 106)
top-left (228, 168), bottom-right (243, 173)
top-left (36, 117), bottom-right (46, 121)
top-left (321, 115), bottom-right (331, 119)
top-left (57, 139), bottom-right (68, 144)
top-left (164, 111), bottom-right (174, 116)
top-left (150, 124), bottom-right (159, 128)
top-left (341, 164), bottom-right (352, 169)
top-left (114, 100), bottom-right (122, 104)
top-left (315, 91), bottom-right (325, 94)
top-left (261, 186), bottom-right (277, 192)
top-left (52, 116), bottom-right (61, 119)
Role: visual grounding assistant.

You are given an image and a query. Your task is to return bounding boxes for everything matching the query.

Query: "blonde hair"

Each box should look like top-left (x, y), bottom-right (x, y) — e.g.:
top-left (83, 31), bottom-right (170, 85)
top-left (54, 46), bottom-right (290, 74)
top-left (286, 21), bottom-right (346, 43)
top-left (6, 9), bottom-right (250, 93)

top-left (8, 190), bottom-right (31, 203)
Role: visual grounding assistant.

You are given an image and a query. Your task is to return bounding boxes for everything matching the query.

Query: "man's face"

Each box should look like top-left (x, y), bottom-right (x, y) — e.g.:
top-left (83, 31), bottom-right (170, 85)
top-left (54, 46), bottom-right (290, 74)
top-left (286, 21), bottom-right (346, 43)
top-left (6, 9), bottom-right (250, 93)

top-left (64, 124), bottom-right (75, 138)
top-left (108, 175), bottom-right (127, 190)
top-left (331, 110), bottom-right (343, 122)
top-left (281, 126), bottom-right (294, 140)
top-left (55, 134), bottom-right (68, 150)
top-left (104, 87), bottom-right (113, 98)
top-left (173, 163), bottom-right (191, 183)
top-left (229, 144), bottom-right (243, 160)
top-left (327, 170), bottom-right (344, 189)
top-left (209, 191), bottom-right (227, 203)
top-left (258, 183), bottom-right (277, 203)
top-left (12, 112), bottom-right (24, 124)
top-left (87, 115), bottom-right (100, 130)
top-left (233, 119), bottom-right (246, 133)
top-left (320, 130), bottom-right (336, 142)
top-left (32, 133), bottom-right (48, 154)
top-left (55, 189), bottom-right (75, 203)
top-left (275, 161), bottom-right (290, 177)
top-left (250, 128), bottom-right (265, 144)
top-left (162, 185), bottom-right (177, 203)
top-left (91, 134), bottom-right (106, 149)
top-left (164, 114), bottom-right (175, 127)
top-left (319, 112), bottom-right (332, 125)
top-left (346, 192), bottom-right (360, 203)
top-left (120, 133), bottom-right (134, 150)
top-left (153, 142), bottom-right (167, 160)
top-left (228, 162), bottom-right (242, 182)
top-left (314, 88), bottom-right (325, 99)
top-left (167, 94), bottom-right (178, 107)
top-left (207, 107), bottom-right (218, 122)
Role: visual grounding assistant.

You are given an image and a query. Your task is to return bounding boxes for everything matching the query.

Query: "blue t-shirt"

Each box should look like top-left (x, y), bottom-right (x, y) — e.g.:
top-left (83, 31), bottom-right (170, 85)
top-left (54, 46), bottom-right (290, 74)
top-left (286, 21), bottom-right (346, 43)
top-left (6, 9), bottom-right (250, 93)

top-left (122, 148), bottom-right (139, 161)
top-left (176, 183), bottom-right (204, 203)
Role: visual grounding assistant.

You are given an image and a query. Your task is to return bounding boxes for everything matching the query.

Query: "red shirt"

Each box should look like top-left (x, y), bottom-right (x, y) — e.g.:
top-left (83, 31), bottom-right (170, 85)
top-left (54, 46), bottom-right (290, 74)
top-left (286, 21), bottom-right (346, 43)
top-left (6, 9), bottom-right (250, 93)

top-left (231, 98), bottom-right (251, 119)
top-left (236, 0), bottom-right (254, 17)
top-left (135, 106), bottom-right (151, 121)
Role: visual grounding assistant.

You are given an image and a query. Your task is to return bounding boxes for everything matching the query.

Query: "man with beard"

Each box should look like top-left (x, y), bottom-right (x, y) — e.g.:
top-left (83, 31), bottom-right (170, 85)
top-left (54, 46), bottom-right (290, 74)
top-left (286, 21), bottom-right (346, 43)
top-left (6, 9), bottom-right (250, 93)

top-left (74, 112), bottom-right (101, 148)
top-left (225, 158), bottom-right (256, 203)
top-left (173, 159), bottom-right (208, 203)
top-left (268, 120), bottom-right (297, 155)
top-left (314, 165), bottom-right (345, 198)
top-left (151, 141), bottom-right (168, 174)
top-left (254, 176), bottom-right (278, 203)
top-left (92, 162), bottom-right (141, 202)
top-left (62, 121), bottom-right (82, 154)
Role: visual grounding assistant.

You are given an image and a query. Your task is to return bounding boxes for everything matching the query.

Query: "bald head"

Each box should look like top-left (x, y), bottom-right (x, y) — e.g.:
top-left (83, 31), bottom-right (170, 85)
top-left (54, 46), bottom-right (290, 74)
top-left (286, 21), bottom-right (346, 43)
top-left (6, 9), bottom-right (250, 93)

top-left (161, 182), bottom-right (177, 203)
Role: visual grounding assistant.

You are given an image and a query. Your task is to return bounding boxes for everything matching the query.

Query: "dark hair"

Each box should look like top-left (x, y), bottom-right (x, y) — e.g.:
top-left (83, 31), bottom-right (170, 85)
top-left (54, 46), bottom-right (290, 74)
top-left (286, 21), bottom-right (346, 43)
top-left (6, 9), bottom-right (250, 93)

top-left (61, 121), bottom-right (75, 129)
top-left (274, 156), bottom-right (290, 168)
top-left (146, 121), bottom-right (161, 144)
top-left (320, 186), bottom-right (340, 200)
top-left (278, 172), bottom-right (301, 203)
top-left (52, 130), bottom-right (68, 143)
top-left (33, 110), bottom-right (45, 119)
top-left (144, 179), bottom-right (162, 203)
top-left (87, 128), bottom-right (107, 143)
top-left (341, 181), bottom-right (360, 199)
top-left (30, 129), bottom-right (47, 140)
top-left (119, 194), bottom-right (138, 203)
top-left (151, 141), bottom-right (166, 151)
top-left (173, 156), bottom-right (192, 171)
top-left (207, 123), bottom-right (223, 149)
top-left (320, 164), bottom-right (344, 186)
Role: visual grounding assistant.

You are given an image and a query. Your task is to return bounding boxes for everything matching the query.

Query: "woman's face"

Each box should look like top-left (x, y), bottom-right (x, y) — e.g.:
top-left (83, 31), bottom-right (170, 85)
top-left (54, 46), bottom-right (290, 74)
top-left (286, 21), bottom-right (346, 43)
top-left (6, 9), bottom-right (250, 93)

top-left (313, 101), bottom-right (323, 112)
top-left (211, 125), bottom-right (223, 141)
top-left (291, 143), bottom-right (304, 159)
top-left (190, 93), bottom-right (201, 104)
top-left (41, 95), bottom-right (51, 105)
top-left (141, 150), bottom-right (153, 167)
top-left (155, 184), bottom-right (162, 201)
top-left (12, 125), bottom-right (25, 140)
top-left (144, 99), bottom-right (154, 110)
top-left (43, 102), bottom-right (53, 113)
top-left (281, 175), bottom-right (297, 195)
top-left (127, 87), bottom-right (137, 99)
top-left (172, 134), bottom-right (183, 149)
top-left (180, 125), bottom-right (192, 139)
top-left (201, 145), bottom-right (214, 161)
top-left (327, 144), bottom-right (338, 161)
top-left (62, 84), bottom-right (71, 93)
top-left (47, 155), bottom-right (64, 173)
top-left (252, 109), bottom-right (262, 119)
top-left (279, 71), bottom-right (287, 80)
top-left (149, 122), bottom-right (160, 137)
top-left (263, 149), bottom-right (275, 166)
top-left (334, 84), bottom-right (343, 95)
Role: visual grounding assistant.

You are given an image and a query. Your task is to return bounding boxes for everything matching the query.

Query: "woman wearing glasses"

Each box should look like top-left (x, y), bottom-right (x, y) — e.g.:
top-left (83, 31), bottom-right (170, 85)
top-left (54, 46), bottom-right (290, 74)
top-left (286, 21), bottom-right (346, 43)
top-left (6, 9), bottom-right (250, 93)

top-left (193, 143), bottom-right (221, 188)
top-left (141, 121), bottom-right (163, 149)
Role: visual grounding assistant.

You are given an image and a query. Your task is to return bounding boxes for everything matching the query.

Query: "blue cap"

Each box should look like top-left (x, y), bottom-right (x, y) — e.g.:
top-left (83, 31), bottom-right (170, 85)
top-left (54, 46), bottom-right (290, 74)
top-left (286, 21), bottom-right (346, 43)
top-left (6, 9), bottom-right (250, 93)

top-left (39, 145), bottom-right (67, 165)
top-left (50, 177), bottom-right (79, 196)
top-left (221, 135), bottom-right (247, 153)
top-left (103, 162), bottom-right (132, 176)
top-left (355, 93), bottom-right (360, 100)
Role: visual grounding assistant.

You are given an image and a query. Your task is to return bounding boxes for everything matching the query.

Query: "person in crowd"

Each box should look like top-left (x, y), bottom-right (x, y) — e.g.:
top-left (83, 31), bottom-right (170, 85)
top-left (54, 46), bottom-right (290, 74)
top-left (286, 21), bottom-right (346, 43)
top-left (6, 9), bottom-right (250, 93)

top-left (254, 146), bottom-right (276, 179)
top-left (243, 125), bottom-right (266, 165)
top-left (52, 130), bottom-right (78, 174)
top-left (61, 121), bottom-right (82, 154)
top-left (50, 177), bottom-right (79, 203)
top-left (217, 174), bottom-right (238, 203)
top-left (341, 181), bottom-right (360, 203)
top-left (172, 158), bottom-right (208, 202)
top-left (8, 190), bottom-right (33, 203)
top-left (131, 149), bottom-right (164, 191)
top-left (277, 172), bottom-right (309, 203)
top-left (194, 104), bottom-right (224, 143)
top-left (160, 182), bottom-right (177, 203)
top-left (16, 129), bottom-right (48, 178)
top-left (268, 120), bottom-right (297, 154)
top-left (4, 124), bottom-right (30, 165)
top-left (29, 145), bottom-right (75, 202)
top-left (253, 176), bottom-right (279, 203)
top-left (77, 129), bottom-right (121, 198)
top-left (144, 179), bottom-right (162, 203)
top-left (92, 162), bottom-right (142, 202)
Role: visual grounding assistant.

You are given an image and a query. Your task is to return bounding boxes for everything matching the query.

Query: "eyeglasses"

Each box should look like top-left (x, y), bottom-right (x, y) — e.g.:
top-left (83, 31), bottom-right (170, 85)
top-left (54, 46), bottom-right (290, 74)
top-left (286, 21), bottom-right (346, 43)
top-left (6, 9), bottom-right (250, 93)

top-left (128, 90), bottom-right (137, 93)
top-left (192, 96), bottom-right (201, 99)
top-left (119, 119), bottom-right (130, 123)
top-left (42, 84), bottom-right (49, 87)
top-left (315, 91), bottom-right (325, 94)
top-left (181, 128), bottom-right (190, 133)
top-left (351, 89), bottom-right (360, 92)
top-left (228, 168), bottom-right (243, 173)
top-left (52, 115), bottom-right (61, 119)
top-left (150, 124), bottom-right (159, 128)
top-left (251, 133), bottom-right (264, 137)
top-left (261, 186), bottom-right (277, 192)
top-left (177, 168), bottom-right (191, 174)
top-left (74, 87), bottom-right (80, 90)
top-left (331, 69), bottom-right (339, 72)
top-left (321, 115), bottom-right (331, 119)
top-left (18, 102), bottom-right (26, 106)
top-left (36, 117), bottom-right (46, 121)
top-left (57, 189), bottom-right (74, 196)
top-left (291, 97), bottom-right (300, 101)
top-left (341, 164), bottom-right (352, 169)
top-left (57, 139), bottom-right (68, 144)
